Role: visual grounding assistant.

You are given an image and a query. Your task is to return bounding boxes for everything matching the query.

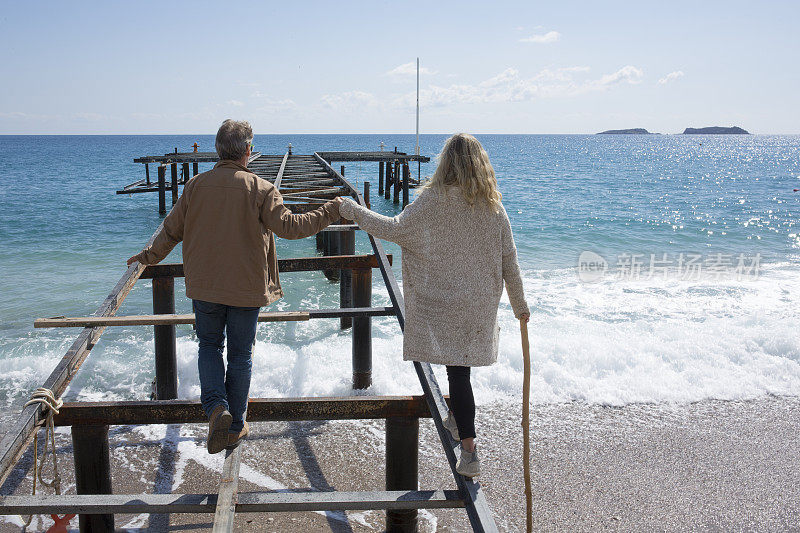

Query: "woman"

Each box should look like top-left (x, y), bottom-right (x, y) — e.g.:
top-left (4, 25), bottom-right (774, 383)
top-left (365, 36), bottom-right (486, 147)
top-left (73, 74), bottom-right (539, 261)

top-left (339, 133), bottom-right (530, 477)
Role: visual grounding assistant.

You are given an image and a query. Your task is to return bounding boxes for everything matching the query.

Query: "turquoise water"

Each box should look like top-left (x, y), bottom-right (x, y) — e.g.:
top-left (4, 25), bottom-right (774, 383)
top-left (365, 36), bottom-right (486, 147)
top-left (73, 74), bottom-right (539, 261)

top-left (2, 134), bottom-right (800, 415)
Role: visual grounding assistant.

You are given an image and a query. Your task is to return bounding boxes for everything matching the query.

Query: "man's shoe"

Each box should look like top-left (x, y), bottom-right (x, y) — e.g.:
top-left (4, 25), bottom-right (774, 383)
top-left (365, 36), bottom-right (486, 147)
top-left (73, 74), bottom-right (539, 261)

top-left (227, 421), bottom-right (250, 450)
top-left (207, 405), bottom-right (233, 454)
top-left (443, 411), bottom-right (460, 441)
top-left (456, 445), bottom-right (480, 478)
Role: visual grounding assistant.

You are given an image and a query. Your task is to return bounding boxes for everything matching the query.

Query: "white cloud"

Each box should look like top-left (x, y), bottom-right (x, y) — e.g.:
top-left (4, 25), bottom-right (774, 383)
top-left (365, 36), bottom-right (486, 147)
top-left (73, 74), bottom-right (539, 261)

top-left (519, 31), bottom-right (561, 44)
top-left (227, 100), bottom-right (244, 107)
top-left (593, 65), bottom-right (644, 87)
top-left (385, 62), bottom-right (437, 77)
top-left (319, 64), bottom-right (644, 113)
top-left (658, 70), bottom-right (684, 85)
top-left (392, 64), bottom-right (643, 108)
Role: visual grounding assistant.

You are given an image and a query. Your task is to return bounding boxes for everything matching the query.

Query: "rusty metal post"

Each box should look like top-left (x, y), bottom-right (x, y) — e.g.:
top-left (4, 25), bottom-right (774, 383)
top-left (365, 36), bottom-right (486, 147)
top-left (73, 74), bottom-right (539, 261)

top-left (378, 161), bottom-right (384, 196)
top-left (157, 165), bottom-right (166, 215)
top-left (340, 164), bottom-right (345, 176)
top-left (352, 268), bottom-right (372, 388)
top-left (170, 163), bottom-right (178, 206)
top-left (402, 163), bottom-right (410, 207)
top-left (323, 230), bottom-right (340, 281)
top-left (145, 163), bottom-right (150, 185)
top-left (384, 161), bottom-right (392, 200)
top-left (364, 181), bottom-right (370, 209)
top-left (72, 424), bottom-right (114, 533)
top-left (339, 229), bottom-right (355, 329)
top-left (153, 276), bottom-right (177, 400)
top-left (193, 162), bottom-right (199, 176)
top-left (393, 161), bottom-right (401, 204)
top-left (386, 417), bottom-right (419, 532)
top-left (182, 162), bottom-right (190, 184)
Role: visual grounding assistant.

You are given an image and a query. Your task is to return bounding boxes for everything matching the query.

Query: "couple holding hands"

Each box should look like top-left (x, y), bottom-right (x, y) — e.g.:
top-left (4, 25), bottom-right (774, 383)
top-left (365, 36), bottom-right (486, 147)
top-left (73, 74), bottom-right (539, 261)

top-left (128, 119), bottom-right (529, 478)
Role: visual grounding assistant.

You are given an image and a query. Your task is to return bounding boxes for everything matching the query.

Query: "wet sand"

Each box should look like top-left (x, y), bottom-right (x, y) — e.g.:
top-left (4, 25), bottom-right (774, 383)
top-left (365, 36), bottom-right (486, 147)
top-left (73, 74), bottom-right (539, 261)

top-left (1, 396), bottom-right (799, 532)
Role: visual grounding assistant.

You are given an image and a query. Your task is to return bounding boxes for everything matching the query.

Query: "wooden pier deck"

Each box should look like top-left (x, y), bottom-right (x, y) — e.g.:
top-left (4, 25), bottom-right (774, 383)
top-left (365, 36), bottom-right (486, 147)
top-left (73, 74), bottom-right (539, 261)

top-left (118, 148), bottom-right (430, 213)
top-left (0, 148), bottom-right (496, 532)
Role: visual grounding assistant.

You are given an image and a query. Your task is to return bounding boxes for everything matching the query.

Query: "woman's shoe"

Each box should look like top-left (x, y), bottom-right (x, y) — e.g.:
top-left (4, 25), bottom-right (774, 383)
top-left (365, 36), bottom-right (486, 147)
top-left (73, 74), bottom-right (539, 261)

top-left (456, 445), bottom-right (480, 478)
top-left (443, 411), bottom-right (460, 441)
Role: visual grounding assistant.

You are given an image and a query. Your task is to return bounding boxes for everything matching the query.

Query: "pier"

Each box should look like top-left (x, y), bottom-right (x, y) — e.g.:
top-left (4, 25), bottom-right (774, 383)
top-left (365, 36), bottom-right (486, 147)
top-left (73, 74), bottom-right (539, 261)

top-left (0, 148), bottom-right (498, 532)
top-left (118, 147), bottom-right (429, 214)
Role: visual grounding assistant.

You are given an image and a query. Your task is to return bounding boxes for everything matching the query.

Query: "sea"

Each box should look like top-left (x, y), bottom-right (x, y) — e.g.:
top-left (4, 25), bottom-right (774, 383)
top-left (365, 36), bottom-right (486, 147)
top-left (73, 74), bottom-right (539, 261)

top-left (2, 133), bottom-right (800, 423)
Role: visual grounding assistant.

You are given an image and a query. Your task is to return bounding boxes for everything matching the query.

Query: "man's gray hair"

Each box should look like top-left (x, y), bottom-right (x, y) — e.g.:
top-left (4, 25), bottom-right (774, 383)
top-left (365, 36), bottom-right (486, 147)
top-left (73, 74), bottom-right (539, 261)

top-left (215, 119), bottom-right (253, 161)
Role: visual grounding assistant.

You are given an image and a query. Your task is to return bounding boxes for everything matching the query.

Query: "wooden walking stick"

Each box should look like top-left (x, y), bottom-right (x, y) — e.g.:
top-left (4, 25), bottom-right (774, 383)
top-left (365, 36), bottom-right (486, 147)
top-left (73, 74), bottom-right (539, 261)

top-left (520, 318), bottom-right (533, 533)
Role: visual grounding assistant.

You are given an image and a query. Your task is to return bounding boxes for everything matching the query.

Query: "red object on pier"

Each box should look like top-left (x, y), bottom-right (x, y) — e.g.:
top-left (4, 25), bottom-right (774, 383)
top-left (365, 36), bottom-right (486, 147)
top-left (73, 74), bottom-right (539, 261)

top-left (47, 514), bottom-right (75, 533)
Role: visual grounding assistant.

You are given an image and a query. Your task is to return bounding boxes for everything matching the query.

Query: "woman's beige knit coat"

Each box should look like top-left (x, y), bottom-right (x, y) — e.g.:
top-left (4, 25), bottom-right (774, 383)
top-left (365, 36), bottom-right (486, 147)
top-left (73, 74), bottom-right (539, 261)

top-left (339, 186), bottom-right (529, 367)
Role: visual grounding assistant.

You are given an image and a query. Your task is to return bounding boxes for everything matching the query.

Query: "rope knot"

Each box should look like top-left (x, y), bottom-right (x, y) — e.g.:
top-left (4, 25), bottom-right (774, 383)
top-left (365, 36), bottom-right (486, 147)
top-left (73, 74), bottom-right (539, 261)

top-left (20, 388), bottom-right (65, 529)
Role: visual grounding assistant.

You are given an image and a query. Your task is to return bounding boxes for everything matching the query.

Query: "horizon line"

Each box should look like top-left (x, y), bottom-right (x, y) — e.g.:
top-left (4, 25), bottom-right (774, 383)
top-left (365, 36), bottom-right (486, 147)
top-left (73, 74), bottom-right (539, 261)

top-left (2, 132), bottom-right (799, 136)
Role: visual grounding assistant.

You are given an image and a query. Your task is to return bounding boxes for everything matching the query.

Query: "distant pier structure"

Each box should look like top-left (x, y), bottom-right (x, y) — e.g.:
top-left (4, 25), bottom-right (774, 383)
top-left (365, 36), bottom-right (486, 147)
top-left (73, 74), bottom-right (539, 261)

top-left (118, 146), bottom-right (430, 215)
top-left (0, 145), bottom-right (504, 532)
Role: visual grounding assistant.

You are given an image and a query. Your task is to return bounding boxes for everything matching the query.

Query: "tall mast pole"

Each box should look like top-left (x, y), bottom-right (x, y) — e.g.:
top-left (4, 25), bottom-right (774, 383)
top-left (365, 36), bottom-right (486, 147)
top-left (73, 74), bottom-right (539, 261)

top-left (416, 57), bottom-right (421, 184)
top-left (415, 57), bottom-right (420, 156)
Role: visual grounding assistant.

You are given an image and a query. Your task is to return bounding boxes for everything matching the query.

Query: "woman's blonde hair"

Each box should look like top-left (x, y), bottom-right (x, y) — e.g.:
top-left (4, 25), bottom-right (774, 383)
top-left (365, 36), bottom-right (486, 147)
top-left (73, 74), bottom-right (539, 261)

top-left (422, 133), bottom-right (502, 211)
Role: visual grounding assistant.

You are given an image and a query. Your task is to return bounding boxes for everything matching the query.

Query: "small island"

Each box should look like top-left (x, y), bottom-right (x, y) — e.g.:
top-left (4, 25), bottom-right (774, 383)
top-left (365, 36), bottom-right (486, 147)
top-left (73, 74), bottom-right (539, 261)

top-left (683, 126), bottom-right (749, 134)
top-left (597, 128), bottom-right (652, 134)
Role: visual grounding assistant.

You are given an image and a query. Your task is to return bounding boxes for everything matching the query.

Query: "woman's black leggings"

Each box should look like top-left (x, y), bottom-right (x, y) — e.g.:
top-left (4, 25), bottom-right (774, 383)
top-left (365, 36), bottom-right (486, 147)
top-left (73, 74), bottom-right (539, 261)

top-left (446, 365), bottom-right (476, 440)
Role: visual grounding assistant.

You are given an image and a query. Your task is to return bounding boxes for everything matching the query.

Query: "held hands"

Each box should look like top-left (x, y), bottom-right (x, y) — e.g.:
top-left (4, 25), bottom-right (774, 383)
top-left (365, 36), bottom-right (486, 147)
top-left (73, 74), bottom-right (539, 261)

top-left (126, 254), bottom-right (140, 266)
top-left (519, 312), bottom-right (530, 323)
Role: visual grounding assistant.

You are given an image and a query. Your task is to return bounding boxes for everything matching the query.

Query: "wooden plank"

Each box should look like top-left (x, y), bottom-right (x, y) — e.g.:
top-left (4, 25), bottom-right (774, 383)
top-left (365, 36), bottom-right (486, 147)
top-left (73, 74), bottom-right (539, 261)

top-left (237, 490), bottom-right (463, 512)
top-left (0, 490), bottom-right (463, 515)
top-left (317, 151), bottom-right (431, 163)
top-left (281, 187), bottom-right (343, 198)
top-left (35, 307), bottom-right (394, 328)
top-left (0, 220), bottom-right (166, 487)
top-left (320, 224), bottom-right (359, 232)
top-left (36, 311), bottom-right (310, 328)
top-left (212, 445), bottom-right (242, 533)
top-left (313, 153), bottom-right (500, 532)
top-left (140, 254), bottom-right (392, 279)
top-left (272, 152), bottom-right (289, 190)
top-left (133, 152), bottom-right (261, 165)
top-left (52, 395), bottom-right (439, 427)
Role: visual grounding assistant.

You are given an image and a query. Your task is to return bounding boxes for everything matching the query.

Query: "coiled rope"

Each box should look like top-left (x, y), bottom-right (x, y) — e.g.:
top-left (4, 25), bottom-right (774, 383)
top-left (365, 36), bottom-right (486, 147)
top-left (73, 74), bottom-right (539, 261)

top-left (20, 388), bottom-right (64, 529)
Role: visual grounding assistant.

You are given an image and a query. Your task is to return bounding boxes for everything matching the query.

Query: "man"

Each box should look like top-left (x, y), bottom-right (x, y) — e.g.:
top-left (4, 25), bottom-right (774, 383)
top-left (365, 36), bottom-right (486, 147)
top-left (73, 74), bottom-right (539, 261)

top-left (128, 119), bottom-right (342, 453)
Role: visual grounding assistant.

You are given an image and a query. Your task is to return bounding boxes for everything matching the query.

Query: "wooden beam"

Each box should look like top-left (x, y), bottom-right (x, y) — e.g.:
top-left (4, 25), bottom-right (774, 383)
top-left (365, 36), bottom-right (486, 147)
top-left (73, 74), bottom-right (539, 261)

top-left (273, 152), bottom-right (289, 190)
top-left (320, 224), bottom-right (359, 232)
top-left (212, 445), bottom-right (242, 533)
top-left (0, 490), bottom-right (463, 515)
top-left (317, 151), bottom-right (430, 163)
top-left (35, 306), bottom-right (395, 328)
top-left (52, 396), bottom-right (439, 426)
top-left (36, 311), bottom-right (310, 328)
top-left (140, 254), bottom-right (392, 279)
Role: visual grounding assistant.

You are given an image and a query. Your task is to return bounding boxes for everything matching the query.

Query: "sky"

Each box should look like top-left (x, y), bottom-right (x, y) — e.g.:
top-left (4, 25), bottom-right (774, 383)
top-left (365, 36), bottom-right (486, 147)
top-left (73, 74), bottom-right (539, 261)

top-left (0, 1), bottom-right (798, 134)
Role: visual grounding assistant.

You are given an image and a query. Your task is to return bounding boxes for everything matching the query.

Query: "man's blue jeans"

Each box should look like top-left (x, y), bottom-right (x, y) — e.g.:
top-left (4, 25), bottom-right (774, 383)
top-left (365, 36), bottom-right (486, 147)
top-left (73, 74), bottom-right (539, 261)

top-left (193, 300), bottom-right (260, 432)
